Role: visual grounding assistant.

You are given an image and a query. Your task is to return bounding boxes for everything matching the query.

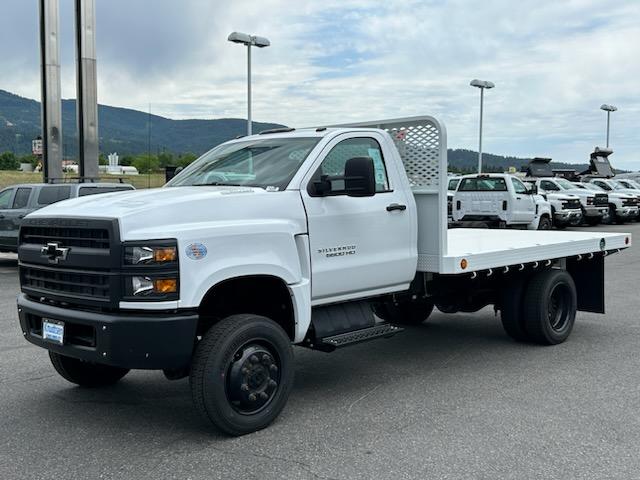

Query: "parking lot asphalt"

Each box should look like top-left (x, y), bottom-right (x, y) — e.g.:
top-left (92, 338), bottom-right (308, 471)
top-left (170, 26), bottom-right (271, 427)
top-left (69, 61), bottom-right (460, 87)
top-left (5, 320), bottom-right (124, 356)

top-left (1, 223), bottom-right (640, 480)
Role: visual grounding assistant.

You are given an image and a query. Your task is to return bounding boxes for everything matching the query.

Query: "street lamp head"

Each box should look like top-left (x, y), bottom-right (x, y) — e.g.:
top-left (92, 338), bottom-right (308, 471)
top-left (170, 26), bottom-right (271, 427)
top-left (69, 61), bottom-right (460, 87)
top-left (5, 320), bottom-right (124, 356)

top-left (470, 79), bottom-right (495, 89)
top-left (252, 36), bottom-right (270, 48)
top-left (600, 104), bottom-right (617, 112)
top-left (228, 31), bottom-right (252, 45)
top-left (228, 31), bottom-right (270, 48)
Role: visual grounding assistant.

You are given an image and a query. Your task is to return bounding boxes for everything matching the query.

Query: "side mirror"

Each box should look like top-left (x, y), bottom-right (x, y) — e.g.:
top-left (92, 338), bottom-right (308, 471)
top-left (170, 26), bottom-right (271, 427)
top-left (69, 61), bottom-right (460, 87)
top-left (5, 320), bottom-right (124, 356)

top-left (528, 184), bottom-right (538, 195)
top-left (310, 157), bottom-right (376, 197)
top-left (344, 156), bottom-right (376, 197)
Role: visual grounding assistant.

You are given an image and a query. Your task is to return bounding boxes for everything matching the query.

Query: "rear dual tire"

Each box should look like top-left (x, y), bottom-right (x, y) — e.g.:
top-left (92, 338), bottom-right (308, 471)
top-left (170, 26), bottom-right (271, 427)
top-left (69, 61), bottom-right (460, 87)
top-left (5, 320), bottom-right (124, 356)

top-left (501, 269), bottom-right (577, 345)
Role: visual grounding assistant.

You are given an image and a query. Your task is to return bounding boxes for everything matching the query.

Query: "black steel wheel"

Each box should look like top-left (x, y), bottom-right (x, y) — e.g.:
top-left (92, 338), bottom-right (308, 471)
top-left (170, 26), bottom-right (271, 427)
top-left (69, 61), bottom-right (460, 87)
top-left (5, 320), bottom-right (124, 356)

top-left (523, 269), bottom-right (577, 345)
top-left (49, 352), bottom-right (129, 387)
top-left (190, 314), bottom-right (294, 436)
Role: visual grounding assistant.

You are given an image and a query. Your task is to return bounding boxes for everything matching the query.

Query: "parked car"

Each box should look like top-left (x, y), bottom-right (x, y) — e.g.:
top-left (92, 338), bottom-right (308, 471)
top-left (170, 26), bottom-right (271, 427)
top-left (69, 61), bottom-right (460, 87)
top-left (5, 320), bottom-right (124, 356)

top-left (526, 177), bottom-right (607, 226)
top-left (573, 182), bottom-right (638, 224)
top-left (0, 183), bottom-right (135, 253)
top-left (447, 176), bottom-right (462, 222)
top-left (452, 173), bottom-right (553, 229)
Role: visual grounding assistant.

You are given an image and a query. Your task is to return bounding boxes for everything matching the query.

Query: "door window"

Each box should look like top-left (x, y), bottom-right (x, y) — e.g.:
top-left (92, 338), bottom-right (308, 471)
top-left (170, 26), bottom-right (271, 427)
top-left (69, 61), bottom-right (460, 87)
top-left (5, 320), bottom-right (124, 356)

top-left (12, 188), bottom-right (32, 209)
top-left (0, 189), bottom-right (12, 209)
top-left (511, 178), bottom-right (528, 194)
top-left (314, 137), bottom-right (390, 194)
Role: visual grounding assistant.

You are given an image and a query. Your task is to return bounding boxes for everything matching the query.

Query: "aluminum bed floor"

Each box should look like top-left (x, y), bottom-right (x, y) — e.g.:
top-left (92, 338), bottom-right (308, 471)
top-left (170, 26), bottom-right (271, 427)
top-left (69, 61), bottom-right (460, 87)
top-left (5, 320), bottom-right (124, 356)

top-left (435, 229), bottom-right (631, 274)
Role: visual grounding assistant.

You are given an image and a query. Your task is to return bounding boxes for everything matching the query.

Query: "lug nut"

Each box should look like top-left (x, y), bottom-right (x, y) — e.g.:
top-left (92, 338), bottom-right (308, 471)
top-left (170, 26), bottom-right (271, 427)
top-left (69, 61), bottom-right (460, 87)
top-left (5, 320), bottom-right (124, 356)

top-left (268, 380), bottom-right (277, 388)
top-left (241, 367), bottom-right (249, 375)
top-left (261, 354), bottom-right (271, 365)
top-left (259, 392), bottom-right (269, 400)
top-left (248, 393), bottom-right (257, 402)
top-left (250, 355), bottom-right (259, 364)
top-left (270, 364), bottom-right (278, 372)
top-left (240, 383), bottom-right (249, 391)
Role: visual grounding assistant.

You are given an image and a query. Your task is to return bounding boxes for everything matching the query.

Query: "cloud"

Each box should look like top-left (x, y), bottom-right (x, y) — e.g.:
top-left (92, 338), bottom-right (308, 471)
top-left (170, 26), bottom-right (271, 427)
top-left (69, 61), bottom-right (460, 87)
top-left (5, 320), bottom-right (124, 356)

top-left (1, 0), bottom-right (639, 168)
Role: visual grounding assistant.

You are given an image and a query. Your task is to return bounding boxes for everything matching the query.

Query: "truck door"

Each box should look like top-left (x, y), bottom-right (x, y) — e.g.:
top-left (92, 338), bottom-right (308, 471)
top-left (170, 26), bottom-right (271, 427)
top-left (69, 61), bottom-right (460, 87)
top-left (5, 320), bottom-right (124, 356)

top-left (0, 188), bottom-right (16, 249)
top-left (510, 177), bottom-right (535, 222)
top-left (3, 187), bottom-right (33, 250)
top-left (301, 133), bottom-right (415, 302)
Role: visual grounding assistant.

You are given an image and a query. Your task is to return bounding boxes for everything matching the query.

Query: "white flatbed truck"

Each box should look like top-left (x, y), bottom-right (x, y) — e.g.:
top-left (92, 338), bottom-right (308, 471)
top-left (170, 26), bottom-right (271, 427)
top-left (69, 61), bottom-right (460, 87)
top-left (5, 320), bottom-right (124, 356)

top-left (16, 116), bottom-right (631, 435)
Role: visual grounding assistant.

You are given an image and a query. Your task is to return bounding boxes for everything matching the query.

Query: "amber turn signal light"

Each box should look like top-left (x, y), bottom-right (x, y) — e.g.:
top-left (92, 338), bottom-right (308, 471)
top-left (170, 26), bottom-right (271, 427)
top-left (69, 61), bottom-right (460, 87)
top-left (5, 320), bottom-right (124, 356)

top-left (153, 247), bottom-right (177, 263)
top-left (153, 278), bottom-right (177, 294)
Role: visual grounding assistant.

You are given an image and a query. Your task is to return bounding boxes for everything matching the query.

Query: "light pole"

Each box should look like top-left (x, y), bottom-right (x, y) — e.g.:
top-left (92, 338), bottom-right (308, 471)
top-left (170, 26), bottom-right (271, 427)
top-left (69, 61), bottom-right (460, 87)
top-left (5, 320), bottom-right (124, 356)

top-left (600, 104), bottom-right (617, 148)
top-left (228, 32), bottom-right (270, 135)
top-left (470, 79), bottom-right (495, 173)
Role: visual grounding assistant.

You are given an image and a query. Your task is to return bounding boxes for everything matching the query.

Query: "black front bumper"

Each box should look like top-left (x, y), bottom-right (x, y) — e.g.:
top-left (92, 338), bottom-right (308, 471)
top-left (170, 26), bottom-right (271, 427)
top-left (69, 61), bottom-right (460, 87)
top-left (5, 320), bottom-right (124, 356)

top-left (17, 294), bottom-right (198, 370)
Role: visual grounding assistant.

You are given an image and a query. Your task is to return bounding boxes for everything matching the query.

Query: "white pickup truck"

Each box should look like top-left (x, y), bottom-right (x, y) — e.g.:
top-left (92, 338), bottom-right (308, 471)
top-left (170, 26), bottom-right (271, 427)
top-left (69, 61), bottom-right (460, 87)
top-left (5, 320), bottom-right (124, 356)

top-left (574, 182), bottom-right (639, 224)
top-left (452, 173), bottom-right (554, 229)
top-left (16, 116), bottom-right (631, 436)
top-left (526, 177), bottom-right (607, 226)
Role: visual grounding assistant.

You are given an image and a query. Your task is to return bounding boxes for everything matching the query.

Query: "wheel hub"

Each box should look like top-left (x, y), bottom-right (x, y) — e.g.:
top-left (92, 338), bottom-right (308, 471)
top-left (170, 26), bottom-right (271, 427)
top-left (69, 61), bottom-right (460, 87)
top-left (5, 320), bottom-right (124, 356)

top-left (226, 344), bottom-right (280, 414)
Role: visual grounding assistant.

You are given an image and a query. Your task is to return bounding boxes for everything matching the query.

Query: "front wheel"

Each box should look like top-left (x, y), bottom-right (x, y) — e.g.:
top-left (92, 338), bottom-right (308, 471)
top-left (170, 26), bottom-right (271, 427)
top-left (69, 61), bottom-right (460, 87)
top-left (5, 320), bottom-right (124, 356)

top-left (49, 352), bottom-right (129, 387)
top-left (190, 314), bottom-right (294, 436)
top-left (537, 216), bottom-right (552, 230)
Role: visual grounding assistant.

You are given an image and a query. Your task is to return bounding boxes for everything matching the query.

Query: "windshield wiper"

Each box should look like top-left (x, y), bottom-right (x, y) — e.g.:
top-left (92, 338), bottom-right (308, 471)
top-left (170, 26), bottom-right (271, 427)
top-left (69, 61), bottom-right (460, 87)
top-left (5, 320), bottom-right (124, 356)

top-left (192, 182), bottom-right (246, 187)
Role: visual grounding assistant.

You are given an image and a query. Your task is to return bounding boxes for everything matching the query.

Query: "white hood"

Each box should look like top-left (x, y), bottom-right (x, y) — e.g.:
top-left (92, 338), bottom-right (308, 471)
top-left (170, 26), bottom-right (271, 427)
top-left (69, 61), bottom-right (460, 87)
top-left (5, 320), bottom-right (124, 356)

top-left (27, 186), bottom-right (308, 241)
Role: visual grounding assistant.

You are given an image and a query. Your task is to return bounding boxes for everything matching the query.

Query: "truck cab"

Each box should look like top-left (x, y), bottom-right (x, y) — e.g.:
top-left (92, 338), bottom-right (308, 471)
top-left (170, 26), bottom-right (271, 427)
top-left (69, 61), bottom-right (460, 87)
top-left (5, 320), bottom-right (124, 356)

top-left (452, 173), bottom-right (552, 229)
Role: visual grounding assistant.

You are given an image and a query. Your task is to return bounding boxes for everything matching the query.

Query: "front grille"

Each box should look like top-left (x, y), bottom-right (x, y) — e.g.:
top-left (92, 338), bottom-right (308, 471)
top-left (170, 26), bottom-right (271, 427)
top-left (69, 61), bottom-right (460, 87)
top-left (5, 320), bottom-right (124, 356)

top-left (20, 226), bottom-right (109, 249)
top-left (593, 194), bottom-right (608, 206)
top-left (19, 218), bottom-right (120, 308)
top-left (21, 266), bottom-right (110, 301)
top-left (622, 198), bottom-right (638, 207)
top-left (562, 199), bottom-right (581, 210)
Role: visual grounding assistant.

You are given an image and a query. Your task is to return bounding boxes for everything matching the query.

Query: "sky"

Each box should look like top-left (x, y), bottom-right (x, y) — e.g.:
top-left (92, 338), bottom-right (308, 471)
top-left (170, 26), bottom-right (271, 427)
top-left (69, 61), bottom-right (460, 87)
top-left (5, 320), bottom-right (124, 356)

top-left (1, 0), bottom-right (639, 168)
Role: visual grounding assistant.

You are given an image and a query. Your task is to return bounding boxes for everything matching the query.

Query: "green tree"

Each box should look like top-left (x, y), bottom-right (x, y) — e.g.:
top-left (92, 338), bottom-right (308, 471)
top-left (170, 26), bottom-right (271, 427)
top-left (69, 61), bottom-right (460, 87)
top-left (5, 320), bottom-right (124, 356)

top-left (0, 151), bottom-right (19, 170)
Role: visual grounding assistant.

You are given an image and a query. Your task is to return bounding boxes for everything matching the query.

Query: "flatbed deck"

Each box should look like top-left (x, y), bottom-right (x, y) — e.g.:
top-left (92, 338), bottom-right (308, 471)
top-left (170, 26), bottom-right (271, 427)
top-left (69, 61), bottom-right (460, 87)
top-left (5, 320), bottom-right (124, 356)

top-left (433, 229), bottom-right (631, 274)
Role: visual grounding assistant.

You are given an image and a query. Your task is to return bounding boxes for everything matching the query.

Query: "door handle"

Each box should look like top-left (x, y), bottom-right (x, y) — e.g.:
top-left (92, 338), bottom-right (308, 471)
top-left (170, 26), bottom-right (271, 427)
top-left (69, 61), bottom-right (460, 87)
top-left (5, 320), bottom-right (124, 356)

top-left (386, 203), bottom-right (407, 212)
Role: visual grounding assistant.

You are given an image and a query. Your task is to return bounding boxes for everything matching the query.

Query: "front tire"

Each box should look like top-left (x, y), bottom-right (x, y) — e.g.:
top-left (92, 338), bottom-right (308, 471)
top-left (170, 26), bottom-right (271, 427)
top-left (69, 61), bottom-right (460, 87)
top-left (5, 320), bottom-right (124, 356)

top-left (523, 270), bottom-right (577, 345)
top-left (49, 352), bottom-right (129, 387)
top-left (190, 314), bottom-right (294, 436)
top-left (537, 216), bottom-right (552, 230)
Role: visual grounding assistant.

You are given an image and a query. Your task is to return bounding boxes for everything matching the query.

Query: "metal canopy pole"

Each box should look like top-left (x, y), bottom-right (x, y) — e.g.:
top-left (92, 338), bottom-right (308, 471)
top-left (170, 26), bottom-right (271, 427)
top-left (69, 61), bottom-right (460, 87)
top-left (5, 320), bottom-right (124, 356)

top-left (39, 0), bottom-right (64, 183)
top-left (75, 0), bottom-right (99, 181)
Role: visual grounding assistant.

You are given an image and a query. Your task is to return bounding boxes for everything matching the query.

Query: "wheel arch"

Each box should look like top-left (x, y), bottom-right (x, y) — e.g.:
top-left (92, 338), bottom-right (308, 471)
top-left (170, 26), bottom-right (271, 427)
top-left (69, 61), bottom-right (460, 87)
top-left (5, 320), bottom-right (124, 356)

top-left (197, 274), bottom-right (299, 341)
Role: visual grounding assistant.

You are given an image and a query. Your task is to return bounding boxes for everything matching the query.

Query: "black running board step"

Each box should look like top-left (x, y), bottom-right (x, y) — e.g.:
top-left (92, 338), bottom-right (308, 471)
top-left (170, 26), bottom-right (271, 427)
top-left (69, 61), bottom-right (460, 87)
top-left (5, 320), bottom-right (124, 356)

top-left (321, 324), bottom-right (403, 349)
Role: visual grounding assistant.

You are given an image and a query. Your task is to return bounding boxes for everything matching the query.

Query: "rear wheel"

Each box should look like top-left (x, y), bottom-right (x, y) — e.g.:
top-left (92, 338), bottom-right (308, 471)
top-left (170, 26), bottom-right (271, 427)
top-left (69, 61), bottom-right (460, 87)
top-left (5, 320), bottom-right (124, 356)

top-left (523, 269), bottom-right (577, 345)
top-left (190, 314), bottom-right (294, 436)
top-left (49, 352), bottom-right (129, 387)
top-left (373, 298), bottom-right (434, 325)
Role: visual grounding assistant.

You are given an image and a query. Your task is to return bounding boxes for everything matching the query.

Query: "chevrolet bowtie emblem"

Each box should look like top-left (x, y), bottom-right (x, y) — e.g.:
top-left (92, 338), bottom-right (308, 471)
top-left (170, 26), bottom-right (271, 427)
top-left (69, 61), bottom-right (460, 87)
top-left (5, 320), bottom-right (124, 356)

top-left (41, 242), bottom-right (70, 264)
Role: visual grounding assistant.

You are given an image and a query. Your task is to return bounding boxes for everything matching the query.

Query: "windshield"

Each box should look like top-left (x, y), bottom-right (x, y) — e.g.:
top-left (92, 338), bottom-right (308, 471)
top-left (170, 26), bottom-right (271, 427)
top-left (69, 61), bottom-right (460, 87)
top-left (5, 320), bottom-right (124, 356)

top-left (556, 179), bottom-right (575, 190)
top-left (167, 137), bottom-right (321, 190)
top-left (583, 183), bottom-right (604, 192)
top-left (448, 178), bottom-right (460, 191)
top-left (619, 179), bottom-right (640, 189)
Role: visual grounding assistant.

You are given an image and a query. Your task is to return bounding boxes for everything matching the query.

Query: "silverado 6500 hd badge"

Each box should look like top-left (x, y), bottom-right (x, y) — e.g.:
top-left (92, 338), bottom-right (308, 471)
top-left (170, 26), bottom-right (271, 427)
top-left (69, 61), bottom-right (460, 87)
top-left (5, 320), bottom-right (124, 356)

top-left (186, 243), bottom-right (207, 260)
top-left (317, 245), bottom-right (357, 258)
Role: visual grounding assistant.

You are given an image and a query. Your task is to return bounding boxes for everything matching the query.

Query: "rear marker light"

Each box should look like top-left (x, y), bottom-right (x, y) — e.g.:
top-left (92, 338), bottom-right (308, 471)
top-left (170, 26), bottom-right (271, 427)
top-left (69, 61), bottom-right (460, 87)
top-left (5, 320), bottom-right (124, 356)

top-left (460, 259), bottom-right (468, 270)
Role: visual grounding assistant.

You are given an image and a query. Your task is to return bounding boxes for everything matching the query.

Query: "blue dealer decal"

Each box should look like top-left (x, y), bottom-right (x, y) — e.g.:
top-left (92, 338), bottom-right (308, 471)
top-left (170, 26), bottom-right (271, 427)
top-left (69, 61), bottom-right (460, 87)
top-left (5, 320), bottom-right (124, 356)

top-left (186, 243), bottom-right (207, 260)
